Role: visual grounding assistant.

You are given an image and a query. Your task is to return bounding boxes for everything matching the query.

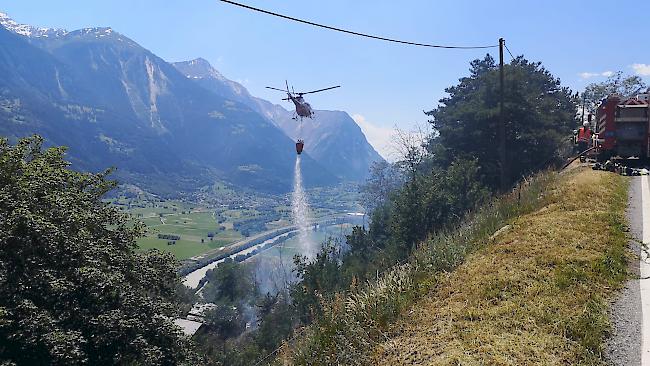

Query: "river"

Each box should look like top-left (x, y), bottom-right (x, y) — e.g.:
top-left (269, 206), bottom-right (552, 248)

top-left (182, 230), bottom-right (296, 288)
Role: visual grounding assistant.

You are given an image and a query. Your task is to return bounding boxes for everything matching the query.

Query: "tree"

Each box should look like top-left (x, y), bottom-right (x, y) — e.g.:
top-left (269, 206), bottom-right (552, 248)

top-left (291, 242), bottom-right (344, 323)
top-left (582, 71), bottom-right (647, 114)
top-left (203, 304), bottom-right (246, 340)
top-left (388, 171), bottom-right (429, 258)
top-left (202, 262), bottom-right (254, 305)
top-left (426, 55), bottom-right (577, 189)
top-left (359, 161), bottom-right (404, 215)
top-left (0, 136), bottom-right (197, 365)
top-left (254, 294), bottom-right (295, 352)
top-left (442, 158), bottom-right (490, 216)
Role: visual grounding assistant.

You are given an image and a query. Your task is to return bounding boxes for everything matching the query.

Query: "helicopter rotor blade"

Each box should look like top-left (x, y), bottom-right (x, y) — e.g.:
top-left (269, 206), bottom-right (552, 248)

top-left (266, 86), bottom-right (289, 92)
top-left (298, 85), bottom-right (341, 96)
top-left (286, 80), bottom-right (290, 94)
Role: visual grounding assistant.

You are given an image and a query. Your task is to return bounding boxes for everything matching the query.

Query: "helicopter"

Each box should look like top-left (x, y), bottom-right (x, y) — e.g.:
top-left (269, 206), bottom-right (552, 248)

top-left (266, 81), bottom-right (340, 121)
top-left (266, 81), bottom-right (340, 155)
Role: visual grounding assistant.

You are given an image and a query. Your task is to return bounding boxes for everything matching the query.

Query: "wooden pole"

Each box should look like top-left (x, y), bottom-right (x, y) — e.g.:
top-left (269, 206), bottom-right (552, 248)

top-left (499, 38), bottom-right (507, 191)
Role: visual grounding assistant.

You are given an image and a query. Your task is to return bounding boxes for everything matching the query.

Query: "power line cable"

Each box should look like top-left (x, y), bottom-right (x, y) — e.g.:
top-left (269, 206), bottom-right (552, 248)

top-left (220, 0), bottom-right (498, 50)
top-left (216, 2), bottom-right (500, 363)
top-left (504, 43), bottom-right (515, 61)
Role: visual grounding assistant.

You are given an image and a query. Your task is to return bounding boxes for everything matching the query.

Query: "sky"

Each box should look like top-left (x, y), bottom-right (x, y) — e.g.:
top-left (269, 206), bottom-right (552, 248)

top-left (2, 0), bottom-right (649, 159)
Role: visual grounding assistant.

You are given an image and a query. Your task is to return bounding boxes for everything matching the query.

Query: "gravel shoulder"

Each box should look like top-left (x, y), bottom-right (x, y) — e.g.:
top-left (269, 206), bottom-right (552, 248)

top-left (605, 176), bottom-right (642, 366)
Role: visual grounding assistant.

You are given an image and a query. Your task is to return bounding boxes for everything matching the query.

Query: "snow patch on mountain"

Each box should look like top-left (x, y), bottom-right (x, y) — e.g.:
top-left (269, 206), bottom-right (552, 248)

top-left (73, 27), bottom-right (115, 37)
top-left (0, 12), bottom-right (118, 40)
top-left (173, 58), bottom-right (247, 96)
top-left (178, 58), bottom-right (227, 81)
top-left (0, 12), bottom-right (68, 38)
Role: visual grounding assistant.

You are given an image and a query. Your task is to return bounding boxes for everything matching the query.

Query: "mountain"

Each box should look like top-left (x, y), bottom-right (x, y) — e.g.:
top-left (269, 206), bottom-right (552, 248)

top-left (173, 58), bottom-right (384, 181)
top-left (0, 14), bottom-right (338, 195)
top-left (0, 12), bottom-right (67, 38)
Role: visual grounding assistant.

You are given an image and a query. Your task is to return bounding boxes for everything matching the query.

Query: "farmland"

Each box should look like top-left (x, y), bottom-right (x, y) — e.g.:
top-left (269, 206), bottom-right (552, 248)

top-left (113, 199), bottom-right (245, 259)
top-left (109, 182), bottom-right (362, 260)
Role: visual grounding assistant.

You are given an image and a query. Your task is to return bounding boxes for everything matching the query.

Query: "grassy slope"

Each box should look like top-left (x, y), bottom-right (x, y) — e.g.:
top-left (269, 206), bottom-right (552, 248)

top-left (375, 168), bottom-right (629, 365)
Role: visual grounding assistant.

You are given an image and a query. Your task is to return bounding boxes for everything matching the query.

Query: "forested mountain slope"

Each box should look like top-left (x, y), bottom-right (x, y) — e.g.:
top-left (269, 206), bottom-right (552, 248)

top-left (0, 15), bottom-right (338, 194)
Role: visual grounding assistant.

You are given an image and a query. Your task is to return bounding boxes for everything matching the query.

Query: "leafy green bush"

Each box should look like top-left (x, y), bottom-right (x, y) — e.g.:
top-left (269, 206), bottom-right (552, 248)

top-left (0, 136), bottom-right (197, 365)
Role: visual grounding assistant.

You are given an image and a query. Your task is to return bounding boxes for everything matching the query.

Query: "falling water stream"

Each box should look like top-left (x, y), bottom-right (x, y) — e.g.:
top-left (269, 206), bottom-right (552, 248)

top-left (291, 155), bottom-right (315, 258)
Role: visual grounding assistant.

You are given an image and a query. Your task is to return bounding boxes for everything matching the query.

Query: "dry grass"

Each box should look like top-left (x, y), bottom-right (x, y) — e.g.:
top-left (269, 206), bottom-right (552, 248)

top-left (281, 171), bottom-right (555, 365)
top-left (375, 168), bottom-right (629, 365)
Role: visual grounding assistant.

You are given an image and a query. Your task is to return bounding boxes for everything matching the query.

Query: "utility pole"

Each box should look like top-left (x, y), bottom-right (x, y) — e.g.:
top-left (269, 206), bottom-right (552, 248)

top-left (581, 93), bottom-right (586, 126)
top-left (499, 38), bottom-right (507, 191)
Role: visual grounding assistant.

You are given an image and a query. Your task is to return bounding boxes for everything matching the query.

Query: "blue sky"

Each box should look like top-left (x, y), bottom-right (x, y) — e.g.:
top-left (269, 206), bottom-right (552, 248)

top-left (2, 0), bottom-right (649, 158)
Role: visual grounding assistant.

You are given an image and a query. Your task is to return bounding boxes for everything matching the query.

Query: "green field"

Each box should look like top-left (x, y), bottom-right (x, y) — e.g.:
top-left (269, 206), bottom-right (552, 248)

top-left (108, 197), bottom-right (246, 260)
top-left (136, 210), bottom-right (244, 260)
top-left (136, 237), bottom-right (230, 259)
top-left (109, 182), bottom-right (361, 261)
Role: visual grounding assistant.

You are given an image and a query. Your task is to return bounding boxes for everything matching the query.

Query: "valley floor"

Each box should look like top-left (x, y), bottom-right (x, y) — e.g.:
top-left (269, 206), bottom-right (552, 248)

top-left (374, 168), bottom-right (629, 365)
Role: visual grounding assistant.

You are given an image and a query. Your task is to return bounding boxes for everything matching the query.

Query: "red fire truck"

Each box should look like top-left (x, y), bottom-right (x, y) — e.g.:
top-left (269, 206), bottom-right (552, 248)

top-left (594, 93), bottom-right (650, 161)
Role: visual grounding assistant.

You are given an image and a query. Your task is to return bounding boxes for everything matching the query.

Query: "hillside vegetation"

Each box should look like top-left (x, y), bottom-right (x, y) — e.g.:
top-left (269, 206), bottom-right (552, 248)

top-left (276, 59), bottom-right (632, 365)
top-left (376, 168), bottom-right (628, 365)
top-left (0, 51), bottom-right (593, 365)
top-left (0, 137), bottom-right (198, 365)
top-left (283, 167), bottom-right (629, 366)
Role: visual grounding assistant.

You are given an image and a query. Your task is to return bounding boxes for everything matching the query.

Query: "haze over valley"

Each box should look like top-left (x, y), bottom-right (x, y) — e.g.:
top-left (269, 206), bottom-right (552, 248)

top-left (2, 2), bottom-right (649, 365)
top-left (0, 12), bottom-right (383, 196)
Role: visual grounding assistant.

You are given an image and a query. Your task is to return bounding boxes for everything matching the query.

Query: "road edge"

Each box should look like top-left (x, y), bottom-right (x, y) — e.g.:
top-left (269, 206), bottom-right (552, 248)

top-left (605, 176), bottom-right (642, 366)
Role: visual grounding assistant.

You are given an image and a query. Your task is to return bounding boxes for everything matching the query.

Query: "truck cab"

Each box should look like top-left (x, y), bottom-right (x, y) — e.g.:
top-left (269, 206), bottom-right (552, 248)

top-left (595, 93), bottom-right (650, 161)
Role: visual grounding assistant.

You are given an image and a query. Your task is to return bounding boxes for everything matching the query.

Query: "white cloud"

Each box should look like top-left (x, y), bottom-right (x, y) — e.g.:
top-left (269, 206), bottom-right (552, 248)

top-left (579, 71), bottom-right (614, 79)
top-left (632, 63), bottom-right (650, 76)
top-left (579, 72), bottom-right (597, 79)
top-left (352, 114), bottom-right (395, 161)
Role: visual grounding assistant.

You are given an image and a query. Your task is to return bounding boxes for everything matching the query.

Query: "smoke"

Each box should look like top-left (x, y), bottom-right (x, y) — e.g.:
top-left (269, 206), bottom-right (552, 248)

top-left (253, 255), bottom-right (296, 296)
top-left (291, 155), bottom-right (316, 258)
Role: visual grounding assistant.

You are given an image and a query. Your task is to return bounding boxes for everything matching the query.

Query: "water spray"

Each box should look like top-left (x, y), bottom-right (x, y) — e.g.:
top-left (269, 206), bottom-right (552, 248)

top-left (291, 155), bottom-right (315, 258)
